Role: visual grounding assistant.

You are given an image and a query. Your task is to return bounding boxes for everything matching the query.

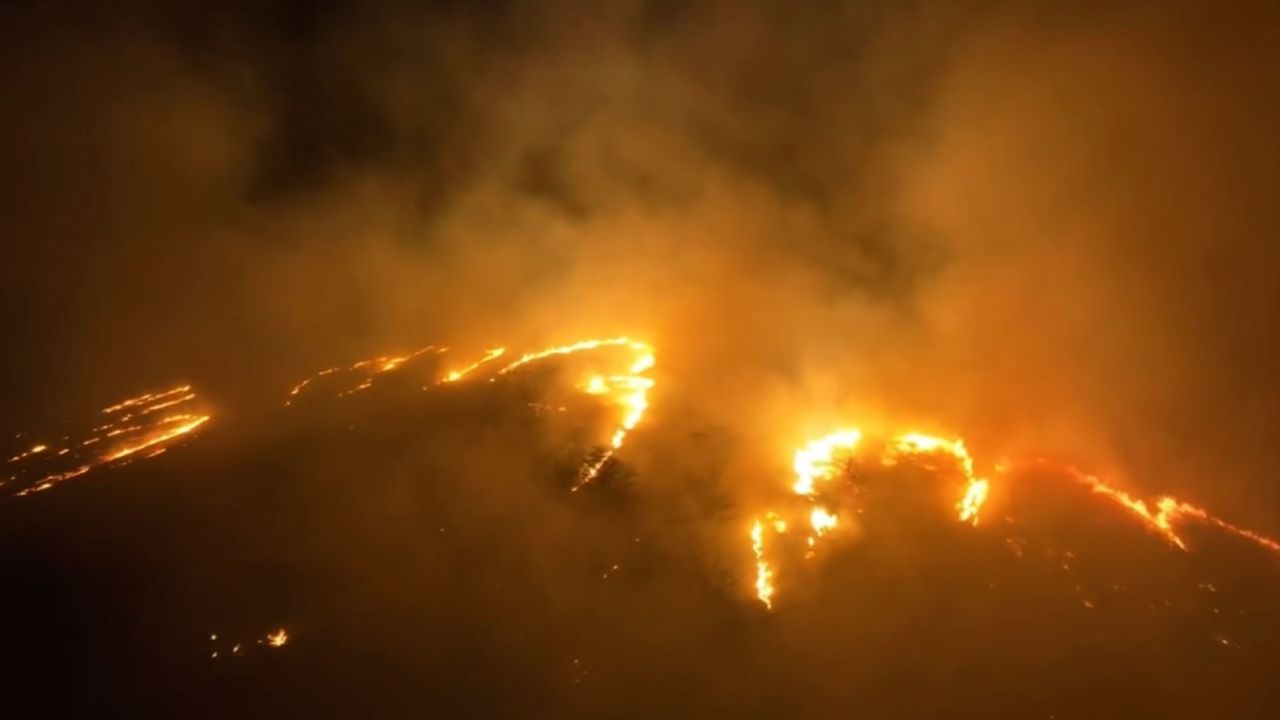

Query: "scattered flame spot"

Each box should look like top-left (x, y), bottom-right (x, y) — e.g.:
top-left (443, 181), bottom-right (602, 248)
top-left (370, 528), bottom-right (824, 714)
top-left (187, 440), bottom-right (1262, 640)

top-left (266, 628), bottom-right (289, 647)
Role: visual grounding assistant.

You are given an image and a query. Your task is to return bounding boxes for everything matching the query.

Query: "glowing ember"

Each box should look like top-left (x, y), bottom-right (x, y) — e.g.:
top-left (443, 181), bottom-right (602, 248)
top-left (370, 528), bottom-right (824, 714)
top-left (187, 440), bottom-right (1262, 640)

top-left (208, 627), bottom-right (290, 659)
top-left (266, 628), bottom-right (289, 647)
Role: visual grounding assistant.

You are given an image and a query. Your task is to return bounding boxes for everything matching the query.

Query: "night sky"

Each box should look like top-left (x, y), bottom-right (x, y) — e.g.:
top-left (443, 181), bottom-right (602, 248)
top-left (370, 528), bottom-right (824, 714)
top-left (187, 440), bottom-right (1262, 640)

top-left (2, 1), bottom-right (1280, 717)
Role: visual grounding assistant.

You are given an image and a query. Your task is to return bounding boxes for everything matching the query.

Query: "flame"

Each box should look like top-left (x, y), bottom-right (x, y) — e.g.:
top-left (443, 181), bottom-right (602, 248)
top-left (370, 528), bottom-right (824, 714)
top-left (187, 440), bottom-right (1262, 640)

top-left (101, 414), bottom-right (211, 463)
top-left (288, 337), bottom-right (654, 490)
top-left (209, 627), bottom-right (290, 659)
top-left (793, 430), bottom-right (862, 496)
top-left (749, 427), bottom-right (1278, 608)
top-left (9, 385), bottom-right (211, 496)
top-left (497, 337), bottom-right (650, 375)
top-left (1064, 466), bottom-right (1280, 553)
top-left (286, 345), bottom-right (439, 404)
top-left (810, 506), bottom-right (838, 535)
top-left (891, 433), bottom-right (990, 526)
top-left (442, 347), bottom-right (506, 383)
top-left (751, 513), bottom-right (786, 609)
top-left (102, 385), bottom-right (193, 415)
top-left (286, 367), bottom-right (339, 403)
top-left (957, 478), bottom-right (990, 526)
top-left (495, 338), bottom-right (655, 489)
top-left (21, 335), bottom-right (1274, 618)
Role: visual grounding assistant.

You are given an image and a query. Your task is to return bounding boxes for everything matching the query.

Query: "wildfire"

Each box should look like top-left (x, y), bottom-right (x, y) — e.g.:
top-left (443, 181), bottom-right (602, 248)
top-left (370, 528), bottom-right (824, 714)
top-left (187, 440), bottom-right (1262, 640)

top-left (751, 513), bottom-right (787, 609)
top-left (1064, 466), bottom-right (1280, 553)
top-left (441, 347), bottom-right (506, 383)
top-left (957, 479), bottom-right (990, 526)
top-left (749, 427), bottom-right (1278, 609)
top-left (209, 627), bottom-right (290, 659)
top-left (809, 507), bottom-right (838, 536)
top-left (496, 338), bottom-right (655, 489)
top-left (285, 345), bottom-right (440, 405)
top-left (286, 336), bottom-right (654, 490)
top-left (793, 430), bottom-right (861, 496)
top-left (14, 334), bottom-right (1275, 619)
top-left (8, 385), bottom-right (211, 497)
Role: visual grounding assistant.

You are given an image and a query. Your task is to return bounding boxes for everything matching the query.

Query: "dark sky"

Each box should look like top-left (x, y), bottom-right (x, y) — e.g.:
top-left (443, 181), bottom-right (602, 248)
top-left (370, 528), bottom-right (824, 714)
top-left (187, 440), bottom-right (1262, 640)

top-left (2, 1), bottom-right (1280, 715)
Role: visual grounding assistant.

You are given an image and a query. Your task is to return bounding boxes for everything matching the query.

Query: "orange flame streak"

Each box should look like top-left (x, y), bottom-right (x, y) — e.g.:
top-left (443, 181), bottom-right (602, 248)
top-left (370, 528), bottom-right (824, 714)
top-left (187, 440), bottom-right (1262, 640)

top-left (751, 513), bottom-right (787, 609)
top-left (481, 338), bottom-right (654, 489)
top-left (286, 345), bottom-right (438, 405)
top-left (14, 465), bottom-right (91, 496)
top-left (7, 444), bottom-right (49, 463)
top-left (337, 379), bottom-right (374, 397)
top-left (442, 347), bottom-right (506, 383)
top-left (497, 337), bottom-right (649, 375)
top-left (1064, 467), bottom-right (1280, 553)
top-left (285, 367), bottom-right (339, 405)
top-left (101, 385), bottom-right (193, 415)
top-left (11, 387), bottom-right (211, 496)
top-left (891, 433), bottom-right (990, 526)
top-left (135, 393), bottom-right (198, 415)
top-left (351, 345), bottom-right (436, 374)
top-left (101, 414), bottom-right (210, 463)
top-left (291, 337), bottom-right (654, 490)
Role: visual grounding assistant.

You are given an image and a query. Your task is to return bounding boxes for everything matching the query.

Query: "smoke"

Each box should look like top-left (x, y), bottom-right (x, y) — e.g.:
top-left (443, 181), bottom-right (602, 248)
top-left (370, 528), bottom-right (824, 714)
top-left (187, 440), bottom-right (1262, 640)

top-left (3, 0), bottom-right (1280, 544)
